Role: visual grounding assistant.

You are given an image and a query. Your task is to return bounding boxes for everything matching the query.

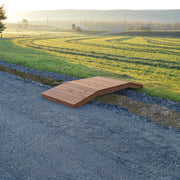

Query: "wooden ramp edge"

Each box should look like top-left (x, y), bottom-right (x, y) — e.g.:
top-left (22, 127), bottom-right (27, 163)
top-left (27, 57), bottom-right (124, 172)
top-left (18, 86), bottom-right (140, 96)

top-left (42, 76), bottom-right (143, 108)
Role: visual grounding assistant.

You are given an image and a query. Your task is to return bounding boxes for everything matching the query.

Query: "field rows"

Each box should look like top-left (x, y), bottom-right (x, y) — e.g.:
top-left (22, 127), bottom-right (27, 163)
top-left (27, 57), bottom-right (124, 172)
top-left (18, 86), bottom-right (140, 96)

top-left (14, 35), bottom-right (180, 101)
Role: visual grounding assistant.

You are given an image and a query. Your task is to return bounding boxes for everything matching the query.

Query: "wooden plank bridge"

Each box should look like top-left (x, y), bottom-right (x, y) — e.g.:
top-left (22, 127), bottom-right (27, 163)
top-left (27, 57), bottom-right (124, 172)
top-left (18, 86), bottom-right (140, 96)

top-left (42, 76), bottom-right (143, 108)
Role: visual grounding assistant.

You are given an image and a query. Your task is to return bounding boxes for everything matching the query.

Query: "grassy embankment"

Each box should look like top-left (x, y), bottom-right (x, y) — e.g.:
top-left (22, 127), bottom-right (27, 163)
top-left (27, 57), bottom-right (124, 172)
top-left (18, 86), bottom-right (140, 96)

top-left (0, 32), bottom-right (179, 102)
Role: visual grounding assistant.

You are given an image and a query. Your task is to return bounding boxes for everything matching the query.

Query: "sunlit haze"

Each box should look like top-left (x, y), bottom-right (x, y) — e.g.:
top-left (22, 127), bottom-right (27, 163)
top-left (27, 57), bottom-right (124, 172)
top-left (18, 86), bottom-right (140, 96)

top-left (1, 0), bottom-right (179, 16)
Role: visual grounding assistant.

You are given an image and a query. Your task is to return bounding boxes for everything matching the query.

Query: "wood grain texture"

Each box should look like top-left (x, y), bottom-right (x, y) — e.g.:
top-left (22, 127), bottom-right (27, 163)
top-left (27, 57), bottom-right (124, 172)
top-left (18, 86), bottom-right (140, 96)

top-left (42, 76), bottom-right (143, 108)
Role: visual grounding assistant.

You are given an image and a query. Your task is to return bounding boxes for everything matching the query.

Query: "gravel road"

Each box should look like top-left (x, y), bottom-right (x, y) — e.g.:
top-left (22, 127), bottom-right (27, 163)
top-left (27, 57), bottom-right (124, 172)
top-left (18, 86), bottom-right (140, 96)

top-left (0, 71), bottom-right (180, 180)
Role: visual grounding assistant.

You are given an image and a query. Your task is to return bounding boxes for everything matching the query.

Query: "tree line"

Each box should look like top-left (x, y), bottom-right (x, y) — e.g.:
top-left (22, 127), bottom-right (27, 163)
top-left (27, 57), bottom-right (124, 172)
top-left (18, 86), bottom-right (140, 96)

top-left (81, 20), bottom-right (180, 31)
top-left (0, 5), bottom-right (7, 37)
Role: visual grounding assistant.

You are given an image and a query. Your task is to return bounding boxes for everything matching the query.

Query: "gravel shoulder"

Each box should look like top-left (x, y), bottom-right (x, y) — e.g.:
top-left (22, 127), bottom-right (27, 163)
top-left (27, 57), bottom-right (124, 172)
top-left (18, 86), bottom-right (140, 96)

top-left (0, 69), bottom-right (180, 179)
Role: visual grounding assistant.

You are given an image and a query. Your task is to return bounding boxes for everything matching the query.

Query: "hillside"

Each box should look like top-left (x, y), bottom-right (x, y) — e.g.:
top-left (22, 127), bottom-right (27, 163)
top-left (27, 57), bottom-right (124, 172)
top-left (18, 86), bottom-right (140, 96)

top-left (8, 9), bottom-right (180, 23)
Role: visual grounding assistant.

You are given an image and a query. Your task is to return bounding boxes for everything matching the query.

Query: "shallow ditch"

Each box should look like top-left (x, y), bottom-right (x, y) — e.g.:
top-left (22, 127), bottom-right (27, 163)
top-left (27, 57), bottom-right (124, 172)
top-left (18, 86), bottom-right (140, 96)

top-left (0, 65), bottom-right (62, 86)
top-left (0, 63), bottom-right (179, 130)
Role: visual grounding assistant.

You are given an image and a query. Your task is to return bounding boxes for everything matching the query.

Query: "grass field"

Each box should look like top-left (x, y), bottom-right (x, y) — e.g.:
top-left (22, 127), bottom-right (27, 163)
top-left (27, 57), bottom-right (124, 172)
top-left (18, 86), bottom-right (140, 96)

top-left (0, 31), bottom-right (179, 101)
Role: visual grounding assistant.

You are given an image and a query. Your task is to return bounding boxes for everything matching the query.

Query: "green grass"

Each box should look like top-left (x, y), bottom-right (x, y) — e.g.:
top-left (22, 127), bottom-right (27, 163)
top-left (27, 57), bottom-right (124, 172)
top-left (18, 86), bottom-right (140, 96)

top-left (0, 33), bottom-right (179, 102)
top-left (0, 39), bottom-right (120, 78)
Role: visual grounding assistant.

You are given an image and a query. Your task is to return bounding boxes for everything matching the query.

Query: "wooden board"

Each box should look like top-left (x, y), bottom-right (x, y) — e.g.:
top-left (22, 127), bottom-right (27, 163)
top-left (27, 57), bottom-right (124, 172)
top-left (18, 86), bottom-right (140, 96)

top-left (42, 76), bottom-right (143, 108)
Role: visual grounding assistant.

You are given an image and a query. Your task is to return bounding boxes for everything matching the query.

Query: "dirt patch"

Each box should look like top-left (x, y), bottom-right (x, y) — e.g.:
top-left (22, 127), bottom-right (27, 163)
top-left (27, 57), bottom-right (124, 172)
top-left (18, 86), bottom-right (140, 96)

top-left (96, 94), bottom-right (180, 129)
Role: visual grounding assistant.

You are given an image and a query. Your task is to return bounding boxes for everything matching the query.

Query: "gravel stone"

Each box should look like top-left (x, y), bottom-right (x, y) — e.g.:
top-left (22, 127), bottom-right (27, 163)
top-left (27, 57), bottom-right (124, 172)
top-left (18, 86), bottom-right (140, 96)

top-left (0, 69), bottom-right (180, 179)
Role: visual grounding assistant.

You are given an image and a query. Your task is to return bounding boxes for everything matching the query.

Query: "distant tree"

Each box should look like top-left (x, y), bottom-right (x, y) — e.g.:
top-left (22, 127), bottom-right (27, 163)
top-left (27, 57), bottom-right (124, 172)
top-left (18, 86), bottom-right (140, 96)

top-left (72, 24), bottom-right (76, 30)
top-left (171, 23), bottom-right (180, 30)
top-left (75, 26), bottom-right (82, 32)
top-left (126, 25), bottom-right (133, 30)
top-left (0, 4), bottom-right (7, 38)
top-left (145, 27), bottom-right (150, 32)
top-left (22, 18), bottom-right (28, 28)
top-left (139, 26), bottom-right (150, 32)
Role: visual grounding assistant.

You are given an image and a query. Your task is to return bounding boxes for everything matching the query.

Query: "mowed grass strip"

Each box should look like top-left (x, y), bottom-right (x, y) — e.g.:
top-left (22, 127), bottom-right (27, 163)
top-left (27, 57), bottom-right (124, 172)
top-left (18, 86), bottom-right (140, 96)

top-left (0, 34), bottom-right (180, 102)
top-left (0, 39), bottom-right (116, 78)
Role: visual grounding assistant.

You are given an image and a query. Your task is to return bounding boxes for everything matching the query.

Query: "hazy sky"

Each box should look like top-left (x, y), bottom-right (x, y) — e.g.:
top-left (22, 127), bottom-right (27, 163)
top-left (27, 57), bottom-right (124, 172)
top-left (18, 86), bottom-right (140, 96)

top-left (1, 0), bottom-right (179, 15)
